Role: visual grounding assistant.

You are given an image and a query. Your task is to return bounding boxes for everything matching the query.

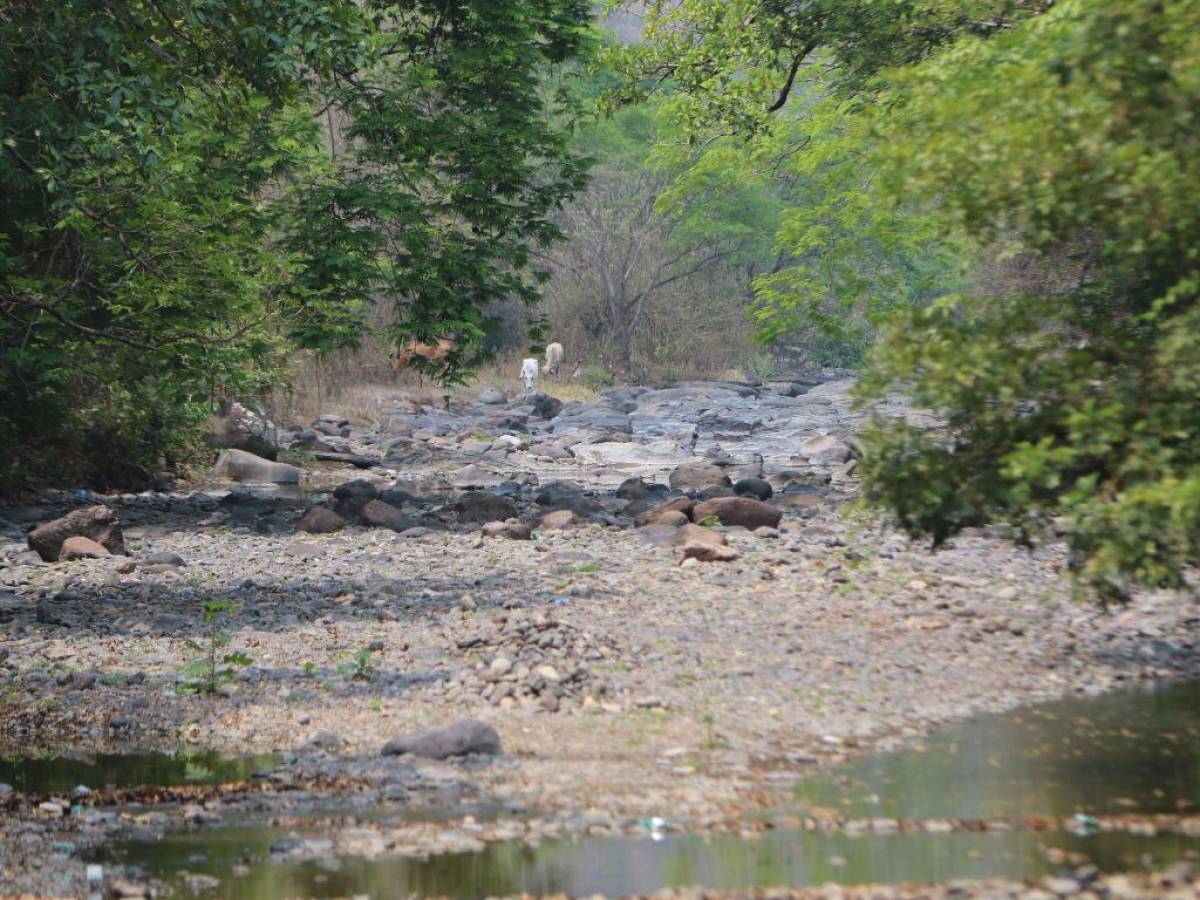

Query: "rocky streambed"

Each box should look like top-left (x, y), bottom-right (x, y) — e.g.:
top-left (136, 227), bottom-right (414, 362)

top-left (0, 375), bottom-right (1197, 898)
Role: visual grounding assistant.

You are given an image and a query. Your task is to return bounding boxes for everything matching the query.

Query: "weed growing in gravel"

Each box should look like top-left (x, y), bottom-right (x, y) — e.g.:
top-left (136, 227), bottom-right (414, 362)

top-left (301, 661), bottom-right (317, 678)
top-left (700, 709), bottom-right (719, 749)
top-left (697, 515), bottom-right (721, 527)
top-left (339, 648), bottom-right (377, 682)
top-left (180, 600), bottom-right (252, 695)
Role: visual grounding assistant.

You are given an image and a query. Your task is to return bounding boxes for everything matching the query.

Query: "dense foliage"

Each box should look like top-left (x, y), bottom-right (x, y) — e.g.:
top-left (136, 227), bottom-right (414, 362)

top-left (623, 0), bottom-right (1200, 596)
top-left (0, 0), bottom-right (590, 489)
top-left (540, 81), bottom-right (787, 375)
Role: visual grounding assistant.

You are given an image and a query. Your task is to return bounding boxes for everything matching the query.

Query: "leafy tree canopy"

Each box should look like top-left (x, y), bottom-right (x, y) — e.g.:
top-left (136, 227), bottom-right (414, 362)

top-left (0, 0), bottom-right (591, 489)
top-left (621, 0), bottom-right (1200, 597)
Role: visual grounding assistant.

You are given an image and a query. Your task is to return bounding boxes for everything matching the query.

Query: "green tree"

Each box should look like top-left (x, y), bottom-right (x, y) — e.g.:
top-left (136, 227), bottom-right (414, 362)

top-left (0, 0), bottom-right (591, 490)
top-left (540, 97), bottom-right (784, 371)
top-left (858, 0), bottom-right (1200, 598)
top-left (625, 0), bottom-right (1200, 596)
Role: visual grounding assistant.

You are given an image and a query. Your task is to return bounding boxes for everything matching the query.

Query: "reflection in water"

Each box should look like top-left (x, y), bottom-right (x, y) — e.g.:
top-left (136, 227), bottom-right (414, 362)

top-left (103, 826), bottom-right (1199, 899)
top-left (89, 681), bottom-right (1200, 897)
top-left (199, 481), bottom-right (313, 502)
top-left (793, 680), bottom-right (1200, 819)
top-left (0, 752), bottom-right (279, 794)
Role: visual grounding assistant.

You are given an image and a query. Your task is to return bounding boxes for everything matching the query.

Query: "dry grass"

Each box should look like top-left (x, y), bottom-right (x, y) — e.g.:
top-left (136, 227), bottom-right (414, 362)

top-left (267, 346), bottom-right (752, 430)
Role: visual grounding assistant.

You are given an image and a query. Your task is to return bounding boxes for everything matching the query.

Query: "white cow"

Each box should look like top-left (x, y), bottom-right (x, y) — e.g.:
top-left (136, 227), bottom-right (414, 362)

top-left (520, 357), bottom-right (539, 391)
top-left (542, 342), bottom-right (564, 378)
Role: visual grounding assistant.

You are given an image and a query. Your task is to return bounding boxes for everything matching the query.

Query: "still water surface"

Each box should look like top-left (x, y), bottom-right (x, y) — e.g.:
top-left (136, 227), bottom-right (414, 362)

top-left (71, 680), bottom-right (1200, 896)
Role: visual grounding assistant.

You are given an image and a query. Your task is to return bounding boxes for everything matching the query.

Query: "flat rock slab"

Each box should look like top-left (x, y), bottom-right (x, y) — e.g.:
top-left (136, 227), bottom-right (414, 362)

top-left (212, 449), bottom-right (301, 484)
top-left (381, 719), bottom-right (501, 760)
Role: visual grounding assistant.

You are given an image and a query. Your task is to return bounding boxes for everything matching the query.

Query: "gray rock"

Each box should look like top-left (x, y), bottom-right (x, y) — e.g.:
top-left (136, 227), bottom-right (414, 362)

top-left (28, 506), bottom-right (126, 562)
top-left (380, 718), bottom-right (501, 759)
top-left (144, 551), bottom-right (186, 567)
top-left (333, 479), bottom-right (379, 519)
top-left (733, 477), bottom-right (774, 501)
top-left (478, 387), bottom-right (507, 405)
top-left (455, 491), bottom-right (516, 524)
top-left (616, 476), bottom-right (652, 500)
top-left (530, 392), bottom-right (564, 420)
top-left (211, 449), bottom-right (300, 484)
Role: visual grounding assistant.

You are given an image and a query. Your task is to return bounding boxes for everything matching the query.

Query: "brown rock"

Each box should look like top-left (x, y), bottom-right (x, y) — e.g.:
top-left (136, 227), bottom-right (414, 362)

top-left (680, 541), bottom-right (741, 563)
top-left (775, 492), bottom-right (823, 511)
top-left (27, 505), bottom-right (126, 562)
top-left (359, 499), bottom-right (416, 531)
top-left (59, 536), bottom-right (110, 560)
top-left (669, 523), bottom-right (728, 549)
top-left (538, 509), bottom-right (578, 529)
top-left (652, 510), bottom-right (689, 527)
top-left (797, 435), bottom-right (853, 463)
top-left (295, 507), bottom-right (346, 534)
top-left (692, 496), bottom-right (782, 531)
top-left (633, 496), bottom-right (694, 527)
top-left (481, 520), bottom-right (532, 540)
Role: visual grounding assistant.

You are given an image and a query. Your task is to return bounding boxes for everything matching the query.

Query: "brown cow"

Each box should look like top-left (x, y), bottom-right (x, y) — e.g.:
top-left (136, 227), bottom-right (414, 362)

top-left (390, 338), bottom-right (456, 383)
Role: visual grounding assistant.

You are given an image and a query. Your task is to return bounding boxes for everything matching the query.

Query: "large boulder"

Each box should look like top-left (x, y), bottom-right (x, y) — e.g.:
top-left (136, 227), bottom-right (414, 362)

top-left (333, 479), bottom-right (379, 519)
top-left (207, 401), bottom-right (279, 460)
top-left (28, 506), bottom-right (126, 562)
top-left (381, 719), bottom-right (501, 760)
top-left (478, 387), bottom-right (507, 405)
top-left (455, 491), bottom-right (517, 524)
top-left (211, 449), bottom-right (300, 484)
top-left (692, 496), bottom-right (782, 531)
top-left (668, 460), bottom-right (731, 493)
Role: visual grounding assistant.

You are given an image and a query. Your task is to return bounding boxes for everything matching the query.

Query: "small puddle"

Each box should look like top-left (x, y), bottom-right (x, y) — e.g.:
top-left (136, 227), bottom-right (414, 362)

top-left (90, 681), bottom-right (1200, 896)
top-left (0, 751), bottom-right (279, 794)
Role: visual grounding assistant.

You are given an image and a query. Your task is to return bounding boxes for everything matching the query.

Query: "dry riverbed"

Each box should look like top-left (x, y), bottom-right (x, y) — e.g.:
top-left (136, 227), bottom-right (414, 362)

top-left (0, 377), bottom-right (1197, 897)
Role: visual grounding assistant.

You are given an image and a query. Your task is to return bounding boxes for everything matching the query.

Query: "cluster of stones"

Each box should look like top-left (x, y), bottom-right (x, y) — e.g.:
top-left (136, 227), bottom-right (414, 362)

top-left (441, 610), bottom-right (621, 712)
